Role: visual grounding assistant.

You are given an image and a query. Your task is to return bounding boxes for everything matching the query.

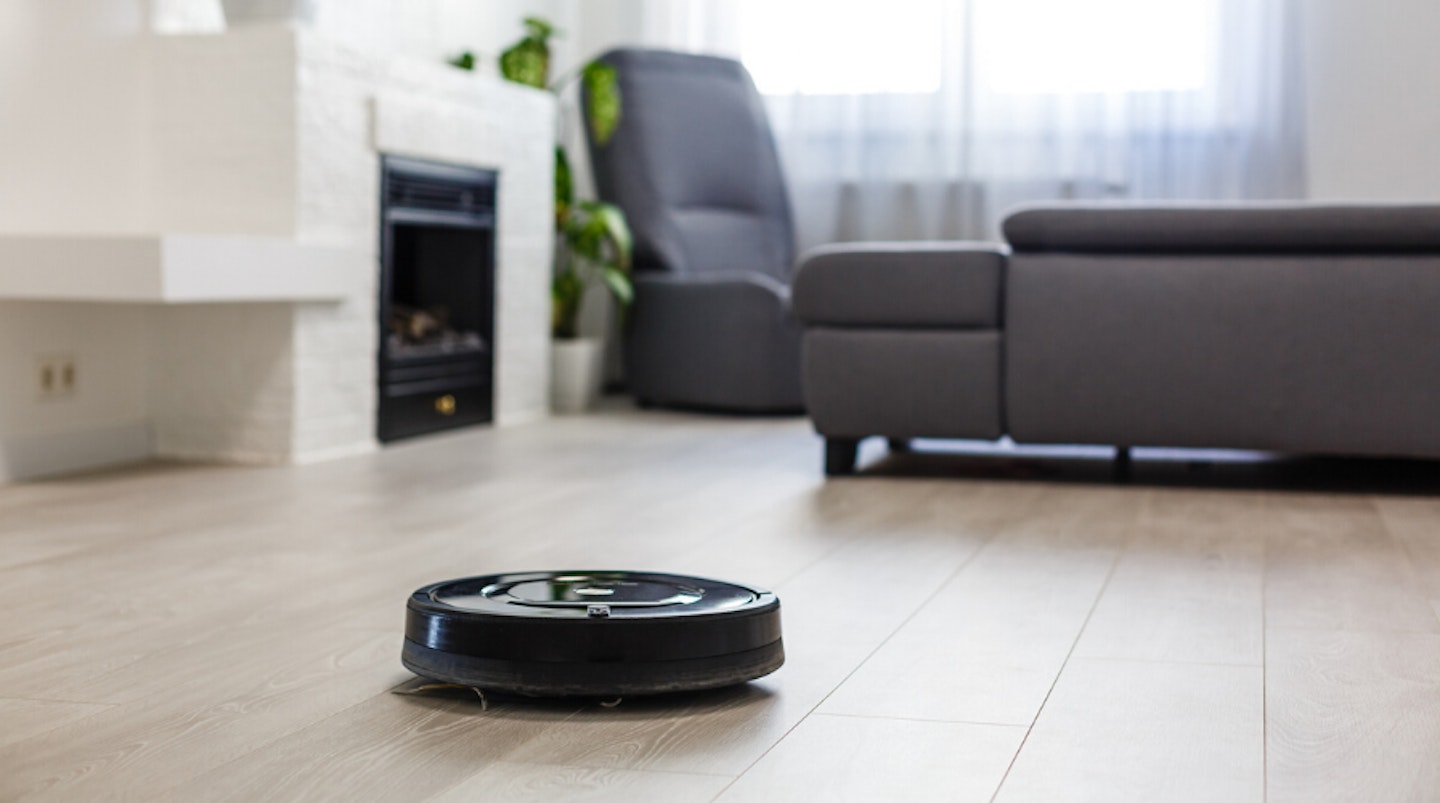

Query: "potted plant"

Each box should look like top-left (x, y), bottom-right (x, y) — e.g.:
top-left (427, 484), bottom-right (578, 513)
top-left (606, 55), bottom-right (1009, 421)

top-left (550, 201), bottom-right (632, 412)
top-left (475, 17), bottom-right (631, 413)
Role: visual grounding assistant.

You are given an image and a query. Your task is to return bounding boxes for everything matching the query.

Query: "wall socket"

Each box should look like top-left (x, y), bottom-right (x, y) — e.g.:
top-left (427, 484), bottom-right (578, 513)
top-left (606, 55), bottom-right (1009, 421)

top-left (36, 353), bottom-right (77, 400)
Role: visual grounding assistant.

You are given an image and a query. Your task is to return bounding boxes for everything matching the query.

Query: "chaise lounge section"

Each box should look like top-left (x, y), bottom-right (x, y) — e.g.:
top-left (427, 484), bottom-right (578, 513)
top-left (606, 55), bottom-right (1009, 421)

top-left (794, 204), bottom-right (1440, 475)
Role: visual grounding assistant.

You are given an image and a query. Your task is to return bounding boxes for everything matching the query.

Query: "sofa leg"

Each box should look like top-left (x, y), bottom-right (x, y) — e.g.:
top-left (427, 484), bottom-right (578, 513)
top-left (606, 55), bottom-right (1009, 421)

top-left (887, 438), bottom-right (912, 454)
top-left (1114, 446), bottom-right (1132, 482)
top-left (824, 438), bottom-right (860, 477)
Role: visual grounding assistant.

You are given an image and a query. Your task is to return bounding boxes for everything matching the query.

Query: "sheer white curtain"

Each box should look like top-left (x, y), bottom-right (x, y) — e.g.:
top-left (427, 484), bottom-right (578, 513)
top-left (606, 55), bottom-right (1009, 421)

top-left (613, 0), bottom-right (1307, 250)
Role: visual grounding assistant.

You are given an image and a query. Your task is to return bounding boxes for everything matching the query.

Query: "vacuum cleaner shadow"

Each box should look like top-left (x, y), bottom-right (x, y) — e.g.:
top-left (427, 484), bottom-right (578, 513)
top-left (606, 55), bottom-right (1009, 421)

top-left (391, 673), bottom-right (776, 716)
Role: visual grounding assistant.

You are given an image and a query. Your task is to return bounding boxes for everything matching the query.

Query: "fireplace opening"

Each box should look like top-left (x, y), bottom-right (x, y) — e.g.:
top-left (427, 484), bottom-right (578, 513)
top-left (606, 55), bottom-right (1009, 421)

top-left (378, 156), bottom-right (497, 443)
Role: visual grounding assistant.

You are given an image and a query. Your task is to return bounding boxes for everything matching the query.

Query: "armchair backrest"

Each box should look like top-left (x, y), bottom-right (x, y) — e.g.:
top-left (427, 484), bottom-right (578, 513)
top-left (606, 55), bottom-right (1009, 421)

top-left (583, 48), bottom-right (795, 282)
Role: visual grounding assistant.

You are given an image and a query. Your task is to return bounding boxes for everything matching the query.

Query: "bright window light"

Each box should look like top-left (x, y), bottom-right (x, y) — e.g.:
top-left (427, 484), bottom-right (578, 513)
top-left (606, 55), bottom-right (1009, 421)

top-left (976, 0), bottom-right (1214, 94)
top-left (740, 0), bottom-right (944, 95)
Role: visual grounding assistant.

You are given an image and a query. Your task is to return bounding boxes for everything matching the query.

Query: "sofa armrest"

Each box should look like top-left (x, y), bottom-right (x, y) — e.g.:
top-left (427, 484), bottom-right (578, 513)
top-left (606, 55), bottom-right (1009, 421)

top-left (792, 241), bottom-right (1007, 328)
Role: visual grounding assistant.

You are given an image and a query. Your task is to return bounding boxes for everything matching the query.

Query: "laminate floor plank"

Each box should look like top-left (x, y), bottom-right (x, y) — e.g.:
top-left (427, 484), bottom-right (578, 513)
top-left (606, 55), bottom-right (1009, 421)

top-left (818, 486), bottom-right (1131, 725)
top-left (1266, 628), bottom-right (1440, 803)
top-left (430, 761), bottom-right (732, 803)
top-left (502, 492), bottom-right (994, 776)
top-left (715, 713), bottom-right (1026, 803)
top-left (996, 658), bottom-right (1264, 803)
top-left (1073, 489), bottom-right (1267, 666)
top-left (1264, 494), bottom-right (1438, 633)
top-left (1374, 496), bottom-right (1440, 600)
top-left (0, 629), bottom-right (403, 801)
top-left (0, 698), bottom-right (114, 750)
top-left (157, 688), bottom-right (585, 803)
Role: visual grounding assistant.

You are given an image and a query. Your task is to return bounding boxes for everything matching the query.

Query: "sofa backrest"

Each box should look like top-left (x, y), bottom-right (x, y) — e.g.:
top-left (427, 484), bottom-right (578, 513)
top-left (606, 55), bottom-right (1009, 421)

top-left (1003, 204), bottom-right (1440, 254)
top-left (583, 48), bottom-right (796, 282)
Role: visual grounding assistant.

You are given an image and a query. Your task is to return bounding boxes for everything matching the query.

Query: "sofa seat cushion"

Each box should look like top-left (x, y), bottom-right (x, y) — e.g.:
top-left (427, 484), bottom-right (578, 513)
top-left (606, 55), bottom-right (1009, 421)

top-left (1004, 203), bottom-right (1440, 255)
top-left (793, 242), bottom-right (1007, 328)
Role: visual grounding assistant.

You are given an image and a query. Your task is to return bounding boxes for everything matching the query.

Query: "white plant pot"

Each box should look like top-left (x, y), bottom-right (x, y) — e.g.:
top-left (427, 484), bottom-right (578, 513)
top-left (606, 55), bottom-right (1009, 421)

top-left (551, 338), bottom-right (605, 414)
top-left (221, 0), bottom-right (316, 26)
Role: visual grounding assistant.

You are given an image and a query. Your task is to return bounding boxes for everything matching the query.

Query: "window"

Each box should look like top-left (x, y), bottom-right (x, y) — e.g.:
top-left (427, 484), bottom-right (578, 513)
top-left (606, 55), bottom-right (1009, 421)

top-left (738, 0), bottom-right (1215, 97)
top-left (976, 0), bottom-right (1215, 94)
top-left (739, 0), bottom-right (945, 95)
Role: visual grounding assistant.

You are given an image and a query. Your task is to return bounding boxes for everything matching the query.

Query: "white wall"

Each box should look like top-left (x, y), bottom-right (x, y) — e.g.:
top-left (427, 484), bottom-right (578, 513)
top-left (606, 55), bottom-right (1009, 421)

top-left (0, 0), bottom-right (152, 235)
top-left (0, 303), bottom-right (151, 483)
top-left (308, 0), bottom-right (581, 77)
top-left (0, 1), bottom-right (156, 482)
top-left (1303, 0), bottom-right (1440, 201)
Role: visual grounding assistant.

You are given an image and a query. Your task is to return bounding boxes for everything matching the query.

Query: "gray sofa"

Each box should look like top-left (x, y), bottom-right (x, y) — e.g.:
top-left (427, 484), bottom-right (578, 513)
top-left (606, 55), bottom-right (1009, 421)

top-left (793, 204), bottom-right (1440, 475)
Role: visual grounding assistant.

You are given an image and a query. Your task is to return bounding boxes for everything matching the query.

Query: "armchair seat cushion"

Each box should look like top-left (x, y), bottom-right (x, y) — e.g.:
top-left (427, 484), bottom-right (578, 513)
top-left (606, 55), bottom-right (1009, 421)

top-left (793, 242), bottom-right (1007, 328)
top-left (625, 272), bottom-right (802, 411)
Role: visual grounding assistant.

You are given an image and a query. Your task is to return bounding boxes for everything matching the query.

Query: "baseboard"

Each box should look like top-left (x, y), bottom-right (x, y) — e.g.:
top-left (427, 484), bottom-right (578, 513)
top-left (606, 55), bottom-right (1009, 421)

top-left (496, 406), bottom-right (549, 428)
top-left (0, 420), bottom-right (153, 484)
top-left (291, 439), bottom-right (378, 465)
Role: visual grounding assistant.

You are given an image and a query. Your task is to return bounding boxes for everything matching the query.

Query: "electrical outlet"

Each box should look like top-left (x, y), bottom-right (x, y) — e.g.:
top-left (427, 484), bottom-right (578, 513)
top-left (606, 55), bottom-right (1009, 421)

top-left (36, 353), bottom-right (77, 400)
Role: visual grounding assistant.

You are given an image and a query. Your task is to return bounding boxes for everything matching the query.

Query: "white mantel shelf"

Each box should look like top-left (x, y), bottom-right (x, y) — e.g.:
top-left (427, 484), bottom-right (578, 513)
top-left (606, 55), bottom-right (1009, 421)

top-left (0, 234), bottom-right (362, 303)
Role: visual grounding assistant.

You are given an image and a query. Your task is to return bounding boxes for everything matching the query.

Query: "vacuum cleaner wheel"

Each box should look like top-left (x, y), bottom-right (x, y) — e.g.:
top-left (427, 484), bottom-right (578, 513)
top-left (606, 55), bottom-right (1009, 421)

top-left (402, 571), bottom-right (784, 697)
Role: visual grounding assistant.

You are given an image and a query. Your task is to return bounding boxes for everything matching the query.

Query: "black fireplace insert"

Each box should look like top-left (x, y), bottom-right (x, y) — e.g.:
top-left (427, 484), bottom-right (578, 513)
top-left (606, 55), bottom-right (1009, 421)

top-left (377, 155), bottom-right (498, 443)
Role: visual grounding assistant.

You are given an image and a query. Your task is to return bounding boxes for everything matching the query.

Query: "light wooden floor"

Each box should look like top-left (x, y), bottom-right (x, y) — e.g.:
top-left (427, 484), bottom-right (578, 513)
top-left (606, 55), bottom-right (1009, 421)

top-left (3, 407), bottom-right (1440, 802)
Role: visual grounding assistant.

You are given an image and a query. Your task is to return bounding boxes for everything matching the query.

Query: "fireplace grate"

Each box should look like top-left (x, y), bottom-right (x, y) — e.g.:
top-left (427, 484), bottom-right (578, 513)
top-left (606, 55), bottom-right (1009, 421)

top-left (385, 171), bottom-right (496, 216)
top-left (378, 155), bottom-right (498, 443)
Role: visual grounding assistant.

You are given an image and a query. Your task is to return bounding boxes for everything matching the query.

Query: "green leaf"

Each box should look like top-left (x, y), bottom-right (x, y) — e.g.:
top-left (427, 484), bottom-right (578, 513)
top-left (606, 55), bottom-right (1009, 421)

top-left (554, 147), bottom-right (574, 226)
top-left (447, 51), bottom-right (476, 71)
top-left (582, 61), bottom-right (622, 145)
top-left (551, 270), bottom-right (583, 339)
top-left (601, 266), bottom-right (634, 307)
top-left (500, 38), bottom-right (549, 88)
top-left (522, 16), bottom-right (556, 42)
top-left (563, 209), bottom-right (607, 263)
top-left (590, 202), bottom-right (632, 270)
top-left (500, 17), bottom-right (558, 88)
top-left (576, 201), bottom-right (633, 270)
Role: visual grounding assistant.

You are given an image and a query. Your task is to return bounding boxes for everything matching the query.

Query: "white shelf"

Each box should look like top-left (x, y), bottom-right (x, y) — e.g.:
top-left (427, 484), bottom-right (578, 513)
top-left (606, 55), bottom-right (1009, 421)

top-left (0, 234), bottom-right (363, 303)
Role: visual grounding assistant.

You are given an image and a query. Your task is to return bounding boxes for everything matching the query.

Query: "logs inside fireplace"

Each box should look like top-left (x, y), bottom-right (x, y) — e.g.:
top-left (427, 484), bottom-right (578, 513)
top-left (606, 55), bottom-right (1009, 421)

top-left (377, 156), bottom-right (497, 442)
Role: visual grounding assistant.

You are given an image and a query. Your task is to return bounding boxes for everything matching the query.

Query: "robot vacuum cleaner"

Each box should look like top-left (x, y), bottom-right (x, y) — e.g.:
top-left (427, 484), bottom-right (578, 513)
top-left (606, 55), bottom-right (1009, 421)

top-left (402, 571), bottom-right (784, 697)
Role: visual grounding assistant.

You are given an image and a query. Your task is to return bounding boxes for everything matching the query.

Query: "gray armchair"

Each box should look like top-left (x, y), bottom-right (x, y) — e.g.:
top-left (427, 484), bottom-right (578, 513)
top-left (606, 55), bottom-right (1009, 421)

top-left (583, 48), bottom-right (804, 412)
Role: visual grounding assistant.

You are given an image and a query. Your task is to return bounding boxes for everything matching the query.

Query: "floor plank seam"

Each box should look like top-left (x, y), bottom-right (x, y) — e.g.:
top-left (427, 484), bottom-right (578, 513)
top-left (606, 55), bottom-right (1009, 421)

top-left (1265, 623), bottom-right (1440, 636)
top-left (494, 759), bottom-right (736, 780)
top-left (706, 528), bottom-right (997, 803)
top-left (1374, 499), bottom-right (1440, 632)
top-left (812, 711), bottom-right (1029, 729)
top-left (417, 755), bottom-right (734, 802)
top-left (1261, 505), bottom-right (1271, 803)
top-left (1067, 655), bottom-right (1265, 670)
top-left (987, 539), bottom-right (1125, 803)
top-left (0, 696), bottom-right (121, 707)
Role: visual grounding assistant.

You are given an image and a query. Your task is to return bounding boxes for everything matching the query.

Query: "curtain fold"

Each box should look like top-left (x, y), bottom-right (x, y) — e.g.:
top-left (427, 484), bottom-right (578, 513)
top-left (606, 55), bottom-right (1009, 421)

top-left (616, 0), bottom-right (1307, 250)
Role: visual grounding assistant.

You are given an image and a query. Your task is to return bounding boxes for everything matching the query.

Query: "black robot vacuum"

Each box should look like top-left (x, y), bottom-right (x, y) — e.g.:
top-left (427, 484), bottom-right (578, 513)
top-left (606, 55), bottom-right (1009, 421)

top-left (402, 571), bottom-right (784, 697)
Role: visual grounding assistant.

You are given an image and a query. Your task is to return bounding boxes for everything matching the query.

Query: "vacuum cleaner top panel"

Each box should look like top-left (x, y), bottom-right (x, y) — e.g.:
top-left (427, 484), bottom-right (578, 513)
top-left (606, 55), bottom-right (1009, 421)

top-left (421, 571), bottom-right (767, 619)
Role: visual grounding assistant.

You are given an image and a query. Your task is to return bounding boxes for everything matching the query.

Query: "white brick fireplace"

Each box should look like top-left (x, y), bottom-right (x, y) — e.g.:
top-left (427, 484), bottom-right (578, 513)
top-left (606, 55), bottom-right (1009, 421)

top-left (0, 24), bottom-right (555, 476)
